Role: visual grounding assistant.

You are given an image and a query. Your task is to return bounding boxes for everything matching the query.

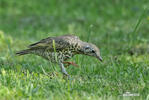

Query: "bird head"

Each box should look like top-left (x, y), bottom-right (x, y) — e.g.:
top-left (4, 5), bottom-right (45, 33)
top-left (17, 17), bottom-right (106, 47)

top-left (80, 42), bottom-right (103, 61)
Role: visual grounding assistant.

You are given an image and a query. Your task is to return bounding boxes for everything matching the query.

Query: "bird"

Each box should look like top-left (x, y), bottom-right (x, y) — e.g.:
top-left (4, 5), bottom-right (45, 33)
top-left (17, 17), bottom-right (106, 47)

top-left (16, 34), bottom-right (102, 76)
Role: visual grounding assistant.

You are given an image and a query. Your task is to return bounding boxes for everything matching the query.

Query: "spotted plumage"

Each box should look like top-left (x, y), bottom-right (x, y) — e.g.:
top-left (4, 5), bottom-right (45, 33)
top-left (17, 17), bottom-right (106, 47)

top-left (16, 35), bottom-right (102, 76)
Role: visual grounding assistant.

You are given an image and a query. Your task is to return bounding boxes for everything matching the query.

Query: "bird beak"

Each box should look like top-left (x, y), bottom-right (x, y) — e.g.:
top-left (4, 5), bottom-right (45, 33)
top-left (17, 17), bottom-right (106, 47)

top-left (97, 56), bottom-right (103, 62)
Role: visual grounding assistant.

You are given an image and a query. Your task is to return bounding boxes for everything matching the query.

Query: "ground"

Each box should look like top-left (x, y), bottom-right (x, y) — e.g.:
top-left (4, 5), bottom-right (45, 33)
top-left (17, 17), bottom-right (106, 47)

top-left (0, 0), bottom-right (149, 99)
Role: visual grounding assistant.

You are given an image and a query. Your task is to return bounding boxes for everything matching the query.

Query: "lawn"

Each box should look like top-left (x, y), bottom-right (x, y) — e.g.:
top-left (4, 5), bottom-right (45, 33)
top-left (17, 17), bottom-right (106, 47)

top-left (0, 0), bottom-right (149, 99)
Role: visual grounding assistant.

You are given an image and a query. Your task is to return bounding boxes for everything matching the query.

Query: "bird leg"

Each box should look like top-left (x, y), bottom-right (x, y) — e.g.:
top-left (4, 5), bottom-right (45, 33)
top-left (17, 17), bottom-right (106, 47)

top-left (63, 61), bottom-right (79, 68)
top-left (59, 62), bottom-right (69, 77)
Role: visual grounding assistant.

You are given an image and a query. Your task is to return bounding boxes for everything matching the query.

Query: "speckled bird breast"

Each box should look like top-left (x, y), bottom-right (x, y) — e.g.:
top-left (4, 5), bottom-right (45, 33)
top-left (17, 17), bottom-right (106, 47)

top-left (33, 48), bottom-right (76, 63)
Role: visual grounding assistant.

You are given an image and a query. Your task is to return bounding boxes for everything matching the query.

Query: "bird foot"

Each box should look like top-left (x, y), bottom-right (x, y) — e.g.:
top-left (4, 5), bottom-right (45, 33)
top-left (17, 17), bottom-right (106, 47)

top-left (63, 61), bottom-right (79, 68)
top-left (63, 73), bottom-right (70, 79)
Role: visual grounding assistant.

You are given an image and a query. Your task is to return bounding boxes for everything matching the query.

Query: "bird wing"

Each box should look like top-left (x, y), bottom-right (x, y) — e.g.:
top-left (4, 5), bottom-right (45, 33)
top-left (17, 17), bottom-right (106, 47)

top-left (28, 35), bottom-right (80, 51)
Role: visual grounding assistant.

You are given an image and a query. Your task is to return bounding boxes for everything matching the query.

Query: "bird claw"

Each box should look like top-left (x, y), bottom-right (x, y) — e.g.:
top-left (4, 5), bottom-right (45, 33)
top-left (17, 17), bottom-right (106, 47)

top-left (63, 73), bottom-right (70, 79)
top-left (63, 61), bottom-right (79, 68)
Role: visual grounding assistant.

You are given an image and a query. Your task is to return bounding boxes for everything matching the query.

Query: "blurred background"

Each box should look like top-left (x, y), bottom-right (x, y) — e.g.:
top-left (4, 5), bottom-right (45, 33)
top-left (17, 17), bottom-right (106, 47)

top-left (0, 0), bottom-right (149, 54)
top-left (0, 0), bottom-right (149, 99)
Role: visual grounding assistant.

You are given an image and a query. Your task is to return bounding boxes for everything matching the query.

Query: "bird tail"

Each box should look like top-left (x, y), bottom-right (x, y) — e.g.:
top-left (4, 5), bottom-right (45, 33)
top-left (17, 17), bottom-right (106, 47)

top-left (16, 49), bottom-right (32, 56)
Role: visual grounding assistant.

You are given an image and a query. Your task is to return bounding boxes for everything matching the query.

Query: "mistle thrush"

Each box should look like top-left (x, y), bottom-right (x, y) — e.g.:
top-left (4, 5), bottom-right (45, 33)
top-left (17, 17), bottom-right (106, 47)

top-left (16, 35), bottom-right (102, 76)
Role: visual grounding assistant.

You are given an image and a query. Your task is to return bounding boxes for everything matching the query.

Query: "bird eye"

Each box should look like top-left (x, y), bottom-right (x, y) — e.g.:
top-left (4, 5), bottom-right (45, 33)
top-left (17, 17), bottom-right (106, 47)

top-left (92, 50), bottom-right (95, 53)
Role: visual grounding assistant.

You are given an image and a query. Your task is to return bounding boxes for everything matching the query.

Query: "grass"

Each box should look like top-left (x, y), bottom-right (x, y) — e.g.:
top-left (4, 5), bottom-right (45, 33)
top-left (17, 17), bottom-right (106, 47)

top-left (0, 0), bottom-right (149, 99)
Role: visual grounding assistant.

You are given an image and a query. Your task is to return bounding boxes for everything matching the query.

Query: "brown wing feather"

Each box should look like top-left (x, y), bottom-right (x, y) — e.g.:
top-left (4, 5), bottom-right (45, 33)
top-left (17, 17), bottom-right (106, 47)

top-left (28, 37), bottom-right (53, 48)
top-left (28, 35), bottom-right (80, 51)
